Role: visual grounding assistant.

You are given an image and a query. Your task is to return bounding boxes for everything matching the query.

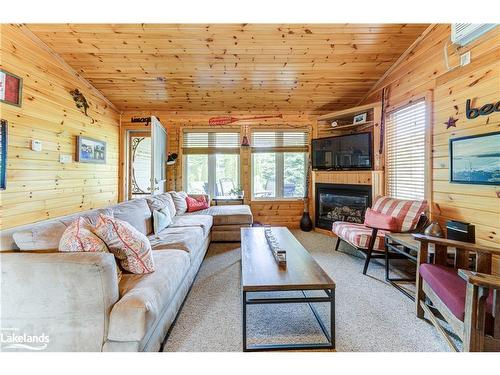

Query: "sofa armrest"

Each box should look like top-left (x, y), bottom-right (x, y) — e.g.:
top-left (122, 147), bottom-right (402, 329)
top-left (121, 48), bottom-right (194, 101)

top-left (0, 252), bottom-right (119, 351)
top-left (188, 193), bottom-right (211, 206)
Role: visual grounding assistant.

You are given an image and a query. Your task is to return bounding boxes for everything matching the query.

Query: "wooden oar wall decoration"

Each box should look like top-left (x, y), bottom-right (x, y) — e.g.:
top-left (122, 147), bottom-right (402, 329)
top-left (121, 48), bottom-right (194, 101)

top-left (208, 114), bottom-right (283, 125)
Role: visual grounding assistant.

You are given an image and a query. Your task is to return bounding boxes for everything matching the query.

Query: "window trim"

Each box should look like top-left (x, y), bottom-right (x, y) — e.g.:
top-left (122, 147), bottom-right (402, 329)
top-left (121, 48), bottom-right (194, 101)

top-left (384, 92), bottom-right (432, 203)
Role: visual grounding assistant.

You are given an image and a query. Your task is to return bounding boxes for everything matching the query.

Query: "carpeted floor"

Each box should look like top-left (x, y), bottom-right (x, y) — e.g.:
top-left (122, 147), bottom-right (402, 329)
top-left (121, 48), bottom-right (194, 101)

top-left (162, 230), bottom-right (449, 352)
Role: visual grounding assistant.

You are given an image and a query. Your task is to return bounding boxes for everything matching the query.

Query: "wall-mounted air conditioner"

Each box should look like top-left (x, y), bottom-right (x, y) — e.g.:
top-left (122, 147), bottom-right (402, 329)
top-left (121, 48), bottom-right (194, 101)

top-left (451, 24), bottom-right (497, 46)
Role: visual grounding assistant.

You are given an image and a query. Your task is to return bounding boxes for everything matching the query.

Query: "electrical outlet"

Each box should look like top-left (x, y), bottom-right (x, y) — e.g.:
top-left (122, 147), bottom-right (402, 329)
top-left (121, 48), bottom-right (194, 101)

top-left (59, 154), bottom-right (71, 163)
top-left (460, 51), bottom-right (471, 66)
top-left (31, 139), bottom-right (42, 152)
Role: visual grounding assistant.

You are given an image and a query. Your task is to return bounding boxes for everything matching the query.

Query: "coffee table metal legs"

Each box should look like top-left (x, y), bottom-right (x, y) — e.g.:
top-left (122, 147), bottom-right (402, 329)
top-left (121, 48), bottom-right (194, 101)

top-left (242, 289), bottom-right (335, 352)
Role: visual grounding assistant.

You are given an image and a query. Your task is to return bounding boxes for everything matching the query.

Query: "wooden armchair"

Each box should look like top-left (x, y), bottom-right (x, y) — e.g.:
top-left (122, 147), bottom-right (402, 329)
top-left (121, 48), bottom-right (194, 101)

top-left (413, 234), bottom-right (500, 352)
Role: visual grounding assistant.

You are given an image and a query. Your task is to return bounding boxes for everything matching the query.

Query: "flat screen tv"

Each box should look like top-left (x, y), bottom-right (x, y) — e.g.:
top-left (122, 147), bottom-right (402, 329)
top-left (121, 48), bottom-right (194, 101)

top-left (312, 132), bottom-right (372, 170)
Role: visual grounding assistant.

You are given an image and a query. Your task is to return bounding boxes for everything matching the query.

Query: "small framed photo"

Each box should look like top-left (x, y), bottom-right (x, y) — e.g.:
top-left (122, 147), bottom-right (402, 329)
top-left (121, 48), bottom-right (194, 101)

top-left (0, 69), bottom-right (23, 107)
top-left (76, 136), bottom-right (107, 164)
top-left (353, 112), bottom-right (367, 125)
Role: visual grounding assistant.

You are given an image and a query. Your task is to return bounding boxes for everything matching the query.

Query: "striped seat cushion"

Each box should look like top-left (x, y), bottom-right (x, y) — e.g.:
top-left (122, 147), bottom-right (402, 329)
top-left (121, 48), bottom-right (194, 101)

top-left (372, 196), bottom-right (427, 232)
top-left (332, 222), bottom-right (388, 251)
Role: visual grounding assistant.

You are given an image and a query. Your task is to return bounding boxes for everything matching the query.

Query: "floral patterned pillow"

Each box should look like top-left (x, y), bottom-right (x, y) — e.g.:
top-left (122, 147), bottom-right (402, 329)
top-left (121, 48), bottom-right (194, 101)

top-left (59, 217), bottom-right (108, 253)
top-left (93, 214), bottom-right (155, 274)
top-left (59, 217), bottom-right (122, 281)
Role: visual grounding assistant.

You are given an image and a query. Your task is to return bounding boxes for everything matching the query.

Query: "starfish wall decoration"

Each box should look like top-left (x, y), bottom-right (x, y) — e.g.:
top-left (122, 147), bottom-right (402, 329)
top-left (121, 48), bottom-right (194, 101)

top-left (444, 116), bottom-right (458, 129)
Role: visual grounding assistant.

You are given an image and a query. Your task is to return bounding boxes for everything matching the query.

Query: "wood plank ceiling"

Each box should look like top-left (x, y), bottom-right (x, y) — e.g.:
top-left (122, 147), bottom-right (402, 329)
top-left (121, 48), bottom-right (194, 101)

top-left (27, 24), bottom-right (430, 113)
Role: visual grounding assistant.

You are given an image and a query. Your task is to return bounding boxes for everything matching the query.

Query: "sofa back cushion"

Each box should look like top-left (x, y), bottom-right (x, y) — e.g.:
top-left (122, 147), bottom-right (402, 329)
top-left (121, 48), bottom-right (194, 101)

top-left (110, 199), bottom-right (152, 235)
top-left (371, 196), bottom-right (428, 232)
top-left (12, 221), bottom-right (68, 251)
top-left (163, 194), bottom-right (177, 218)
top-left (58, 208), bottom-right (114, 227)
top-left (93, 214), bottom-right (155, 274)
top-left (146, 193), bottom-right (176, 218)
top-left (10, 207), bottom-right (115, 252)
top-left (169, 191), bottom-right (188, 215)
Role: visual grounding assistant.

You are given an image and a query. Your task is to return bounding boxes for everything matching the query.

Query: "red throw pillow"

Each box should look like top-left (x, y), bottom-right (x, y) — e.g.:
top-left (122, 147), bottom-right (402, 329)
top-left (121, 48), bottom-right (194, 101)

top-left (364, 208), bottom-right (399, 231)
top-left (186, 196), bottom-right (209, 212)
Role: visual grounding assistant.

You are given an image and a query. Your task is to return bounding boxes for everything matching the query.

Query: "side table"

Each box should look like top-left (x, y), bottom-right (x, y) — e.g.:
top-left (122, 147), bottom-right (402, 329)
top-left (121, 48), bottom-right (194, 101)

top-left (384, 233), bottom-right (421, 301)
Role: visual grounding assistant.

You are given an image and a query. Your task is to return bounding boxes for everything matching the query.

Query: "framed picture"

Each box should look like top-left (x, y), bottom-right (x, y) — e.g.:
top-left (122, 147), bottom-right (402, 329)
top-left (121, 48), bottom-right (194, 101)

top-left (0, 119), bottom-right (7, 190)
top-left (449, 131), bottom-right (500, 185)
top-left (76, 136), bottom-right (107, 164)
top-left (353, 112), bottom-right (367, 125)
top-left (0, 69), bottom-right (23, 107)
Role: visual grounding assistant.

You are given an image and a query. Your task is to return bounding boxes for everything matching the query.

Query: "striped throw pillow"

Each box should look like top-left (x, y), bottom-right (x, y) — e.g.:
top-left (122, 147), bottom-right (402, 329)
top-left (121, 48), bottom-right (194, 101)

top-left (371, 196), bottom-right (427, 232)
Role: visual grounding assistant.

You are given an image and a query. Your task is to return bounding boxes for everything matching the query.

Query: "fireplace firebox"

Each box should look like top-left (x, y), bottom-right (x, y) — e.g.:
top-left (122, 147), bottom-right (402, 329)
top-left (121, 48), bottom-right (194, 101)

top-left (315, 183), bottom-right (372, 230)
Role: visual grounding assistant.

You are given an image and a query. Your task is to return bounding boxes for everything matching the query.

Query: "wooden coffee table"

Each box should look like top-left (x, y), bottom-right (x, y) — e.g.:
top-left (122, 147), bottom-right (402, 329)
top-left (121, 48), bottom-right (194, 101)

top-left (241, 227), bottom-right (335, 351)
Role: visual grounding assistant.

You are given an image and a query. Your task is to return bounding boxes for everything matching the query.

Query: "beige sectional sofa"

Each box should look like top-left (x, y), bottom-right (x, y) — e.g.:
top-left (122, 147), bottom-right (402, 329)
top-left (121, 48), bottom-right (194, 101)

top-left (0, 192), bottom-right (252, 352)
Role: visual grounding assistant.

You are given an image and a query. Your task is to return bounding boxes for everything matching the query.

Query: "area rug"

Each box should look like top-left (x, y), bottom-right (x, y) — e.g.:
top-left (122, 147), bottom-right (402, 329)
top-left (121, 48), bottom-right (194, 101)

top-left (162, 230), bottom-right (449, 352)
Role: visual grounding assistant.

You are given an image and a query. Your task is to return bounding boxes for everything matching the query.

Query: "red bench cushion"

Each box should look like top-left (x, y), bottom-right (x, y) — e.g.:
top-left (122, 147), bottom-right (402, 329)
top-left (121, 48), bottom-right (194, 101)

top-left (419, 263), bottom-right (494, 322)
top-left (332, 222), bottom-right (388, 251)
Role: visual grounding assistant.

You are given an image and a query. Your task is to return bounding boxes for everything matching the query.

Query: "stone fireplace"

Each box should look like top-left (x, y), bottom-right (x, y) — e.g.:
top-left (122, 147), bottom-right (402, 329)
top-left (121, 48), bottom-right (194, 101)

top-left (315, 183), bottom-right (372, 230)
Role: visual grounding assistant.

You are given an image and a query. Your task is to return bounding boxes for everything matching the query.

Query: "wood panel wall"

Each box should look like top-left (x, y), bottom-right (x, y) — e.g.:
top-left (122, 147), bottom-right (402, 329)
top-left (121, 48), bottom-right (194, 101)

top-left (121, 111), bottom-right (314, 227)
top-left (361, 24), bottom-right (500, 272)
top-left (0, 24), bottom-right (121, 230)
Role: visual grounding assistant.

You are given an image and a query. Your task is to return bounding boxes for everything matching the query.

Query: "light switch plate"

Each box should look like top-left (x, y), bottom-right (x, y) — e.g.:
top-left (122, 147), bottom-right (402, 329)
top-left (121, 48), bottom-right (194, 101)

top-left (31, 139), bottom-right (43, 152)
top-left (59, 154), bottom-right (72, 164)
top-left (460, 51), bottom-right (471, 66)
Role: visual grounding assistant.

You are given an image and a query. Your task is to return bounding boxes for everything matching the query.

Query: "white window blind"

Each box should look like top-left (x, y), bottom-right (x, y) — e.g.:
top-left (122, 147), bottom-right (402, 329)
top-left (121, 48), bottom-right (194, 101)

top-left (385, 100), bottom-right (426, 200)
top-left (251, 131), bottom-right (308, 152)
top-left (182, 131), bottom-right (240, 154)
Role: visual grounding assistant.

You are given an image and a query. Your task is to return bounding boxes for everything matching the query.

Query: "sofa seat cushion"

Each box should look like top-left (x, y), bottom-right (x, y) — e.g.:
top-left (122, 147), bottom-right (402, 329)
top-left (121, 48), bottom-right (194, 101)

top-left (170, 215), bottom-right (213, 237)
top-left (419, 263), bottom-right (494, 321)
top-left (148, 226), bottom-right (204, 257)
top-left (186, 205), bottom-right (253, 226)
top-left (332, 222), bottom-right (388, 251)
top-left (107, 250), bottom-right (190, 342)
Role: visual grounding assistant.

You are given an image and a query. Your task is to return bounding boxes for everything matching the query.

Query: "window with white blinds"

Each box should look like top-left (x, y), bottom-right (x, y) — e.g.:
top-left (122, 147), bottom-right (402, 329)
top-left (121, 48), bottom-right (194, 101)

top-left (182, 131), bottom-right (240, 154)
top-left (251, 131), bottom-right (308, 152)
top-left (385, 100), bottom-right (426, 200)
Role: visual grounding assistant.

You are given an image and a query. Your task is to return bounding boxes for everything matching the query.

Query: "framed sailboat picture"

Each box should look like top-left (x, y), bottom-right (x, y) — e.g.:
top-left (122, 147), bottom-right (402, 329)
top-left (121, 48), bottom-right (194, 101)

top-left (449, 131), bottom-right (500, 185)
